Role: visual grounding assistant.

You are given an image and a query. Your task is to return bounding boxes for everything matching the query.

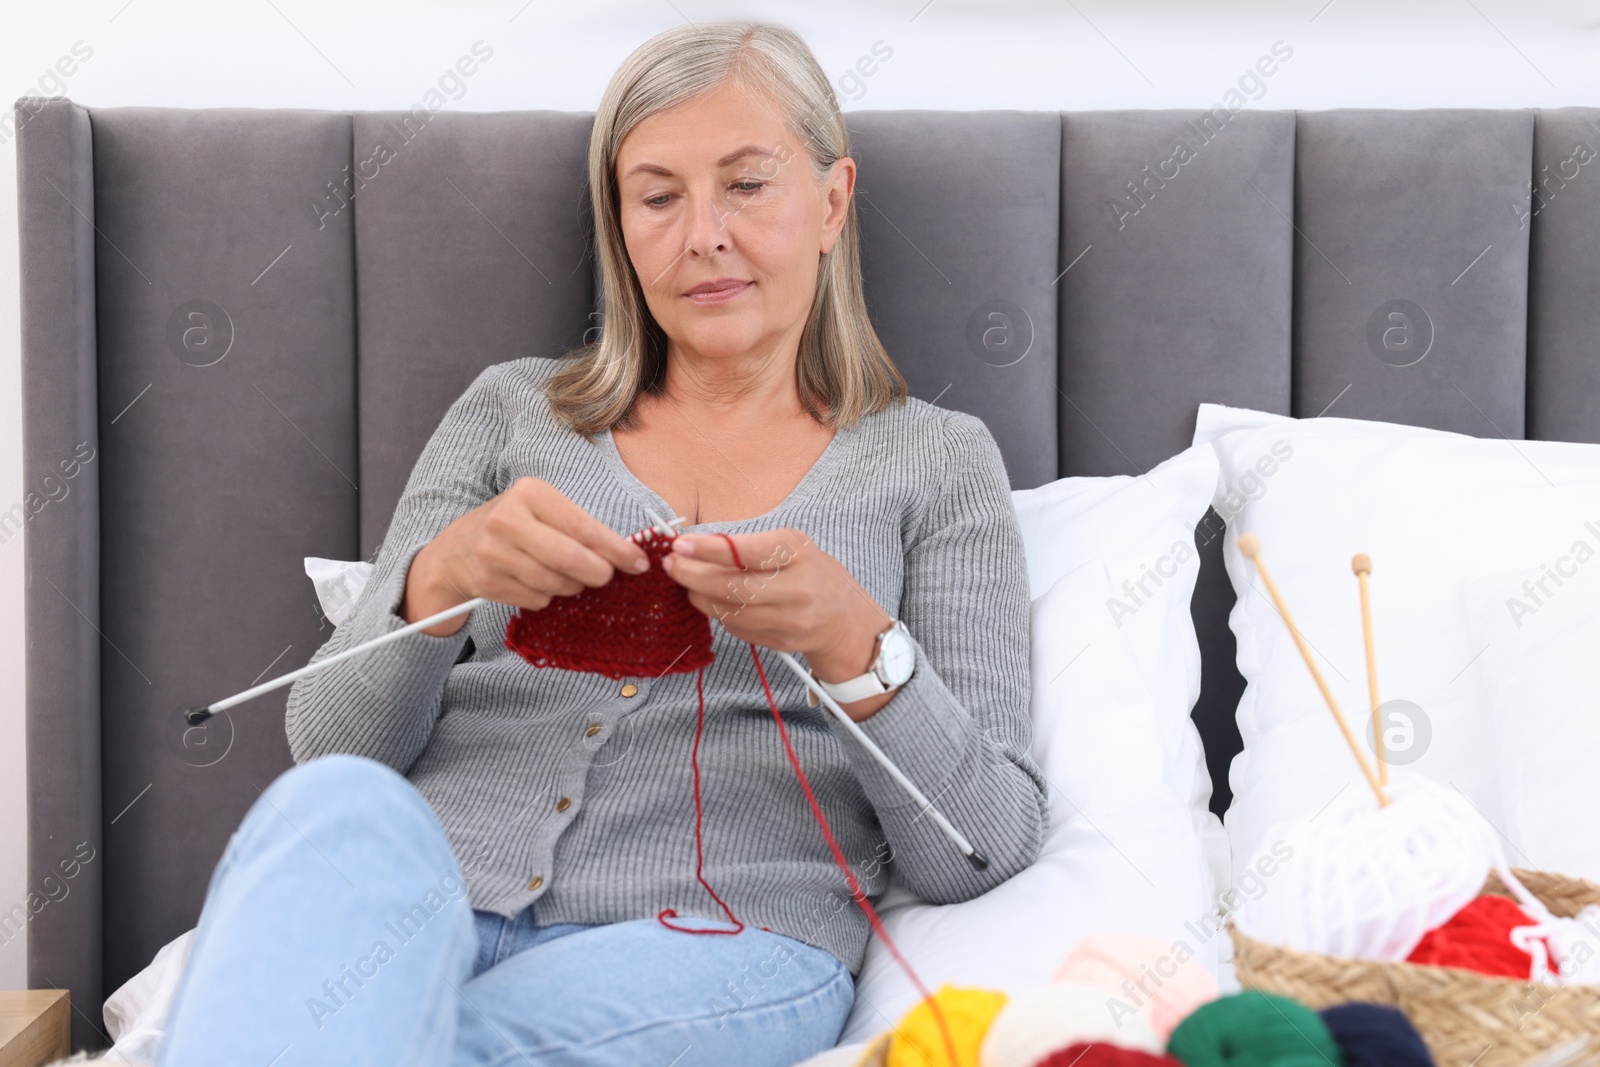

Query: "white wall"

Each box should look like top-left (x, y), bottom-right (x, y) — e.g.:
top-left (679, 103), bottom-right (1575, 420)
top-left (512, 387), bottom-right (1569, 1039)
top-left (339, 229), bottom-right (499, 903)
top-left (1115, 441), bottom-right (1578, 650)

top-left (2, 0), bottom-right (1596, 991)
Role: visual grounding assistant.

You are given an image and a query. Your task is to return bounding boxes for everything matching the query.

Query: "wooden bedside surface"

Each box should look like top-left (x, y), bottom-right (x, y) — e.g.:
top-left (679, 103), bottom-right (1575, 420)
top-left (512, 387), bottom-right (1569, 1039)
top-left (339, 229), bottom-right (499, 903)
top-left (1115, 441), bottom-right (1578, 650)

top-left (0, 991), bottom-right (70, 1067)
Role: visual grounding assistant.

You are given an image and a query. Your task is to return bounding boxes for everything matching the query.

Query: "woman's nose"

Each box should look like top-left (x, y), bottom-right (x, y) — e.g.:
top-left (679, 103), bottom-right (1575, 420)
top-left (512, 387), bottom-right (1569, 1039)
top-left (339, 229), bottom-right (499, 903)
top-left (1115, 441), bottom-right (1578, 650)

top-left (682, 189), bottom-right (731, 258)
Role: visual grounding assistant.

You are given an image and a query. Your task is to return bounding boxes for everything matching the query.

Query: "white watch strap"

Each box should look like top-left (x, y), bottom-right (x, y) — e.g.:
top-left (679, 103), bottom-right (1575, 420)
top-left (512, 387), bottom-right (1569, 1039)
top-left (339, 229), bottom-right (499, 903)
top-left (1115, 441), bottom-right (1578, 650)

top-left (807, 621), bottom-right (903, 705)
top-left (815, 670), bottom-right (892, 704)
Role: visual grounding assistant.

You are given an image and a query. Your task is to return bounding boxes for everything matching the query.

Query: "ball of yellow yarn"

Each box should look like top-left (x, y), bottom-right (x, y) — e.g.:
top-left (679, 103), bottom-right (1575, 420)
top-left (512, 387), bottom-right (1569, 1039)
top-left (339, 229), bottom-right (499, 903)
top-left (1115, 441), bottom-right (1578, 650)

top-left (887, 984), bottom-right (1009, 1067)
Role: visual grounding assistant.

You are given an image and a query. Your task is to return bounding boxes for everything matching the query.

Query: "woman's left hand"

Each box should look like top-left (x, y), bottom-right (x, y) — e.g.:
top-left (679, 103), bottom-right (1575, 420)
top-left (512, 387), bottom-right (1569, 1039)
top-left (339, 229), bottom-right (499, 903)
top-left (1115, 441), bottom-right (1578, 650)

top-left (662, 529), bottom-right (895, 697)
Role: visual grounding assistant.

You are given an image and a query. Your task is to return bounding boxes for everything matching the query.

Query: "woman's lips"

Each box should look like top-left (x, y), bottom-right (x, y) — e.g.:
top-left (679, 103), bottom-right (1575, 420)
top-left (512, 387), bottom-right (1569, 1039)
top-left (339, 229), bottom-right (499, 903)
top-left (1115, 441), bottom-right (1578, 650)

top-left (684, 280), bottom-right (752, 306)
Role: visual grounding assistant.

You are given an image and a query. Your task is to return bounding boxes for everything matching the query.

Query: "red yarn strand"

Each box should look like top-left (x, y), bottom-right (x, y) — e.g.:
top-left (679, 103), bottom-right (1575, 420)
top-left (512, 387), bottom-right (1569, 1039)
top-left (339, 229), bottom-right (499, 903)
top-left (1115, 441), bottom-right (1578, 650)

top-left (721, 534), bottom-right (747, 571)
top-left (657, 664), bottom-right (746, 935)
top-left (746, 640), bottom-right (959, 1067)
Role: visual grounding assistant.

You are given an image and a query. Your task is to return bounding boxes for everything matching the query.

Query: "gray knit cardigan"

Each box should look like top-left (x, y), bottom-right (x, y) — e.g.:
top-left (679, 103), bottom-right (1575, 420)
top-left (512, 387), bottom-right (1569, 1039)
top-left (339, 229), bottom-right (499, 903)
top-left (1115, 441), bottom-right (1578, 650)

top-left (284, 356), bottom-right (1048, 976)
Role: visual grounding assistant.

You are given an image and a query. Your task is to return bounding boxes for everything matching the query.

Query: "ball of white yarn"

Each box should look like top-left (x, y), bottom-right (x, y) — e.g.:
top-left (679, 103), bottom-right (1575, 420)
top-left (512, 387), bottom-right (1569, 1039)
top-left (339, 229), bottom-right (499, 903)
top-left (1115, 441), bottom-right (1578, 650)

top-left (1533, 904), bottom-right (1600, 985)
top-left (979, 982), bottom-right (1161, 1067)
top-left (1233, 770), bottom-right (1502, 961)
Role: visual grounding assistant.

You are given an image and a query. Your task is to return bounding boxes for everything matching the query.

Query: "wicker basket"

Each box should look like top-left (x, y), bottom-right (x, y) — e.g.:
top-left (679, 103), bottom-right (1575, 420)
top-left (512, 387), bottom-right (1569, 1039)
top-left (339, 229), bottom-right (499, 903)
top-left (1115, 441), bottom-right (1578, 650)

top-left (1231, 869), bottom-right (1600, 1067)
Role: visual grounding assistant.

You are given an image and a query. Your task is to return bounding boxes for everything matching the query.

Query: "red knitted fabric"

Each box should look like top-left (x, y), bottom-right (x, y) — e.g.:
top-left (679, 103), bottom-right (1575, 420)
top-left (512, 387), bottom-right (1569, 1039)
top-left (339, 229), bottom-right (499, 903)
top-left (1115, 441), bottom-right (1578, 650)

top-left (1034, 1044), bottom-right (1185, 1067)
top-left (1406, 893), bottom-right (1559, 980)
top-left (503, 526), bottom-right (714, 680)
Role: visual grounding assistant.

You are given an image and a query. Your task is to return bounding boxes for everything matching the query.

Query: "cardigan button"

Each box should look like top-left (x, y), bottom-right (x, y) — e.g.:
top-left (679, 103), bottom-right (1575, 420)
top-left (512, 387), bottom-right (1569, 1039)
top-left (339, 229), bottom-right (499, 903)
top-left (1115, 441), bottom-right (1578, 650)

top-left (556, 797), bottom-right (571, 813)
top-left (528, 875), bottom-right (544, 891)
top-left (584, 723), bottom-right (602, 737)
top-left (619, 683), bottom-right (639, 698)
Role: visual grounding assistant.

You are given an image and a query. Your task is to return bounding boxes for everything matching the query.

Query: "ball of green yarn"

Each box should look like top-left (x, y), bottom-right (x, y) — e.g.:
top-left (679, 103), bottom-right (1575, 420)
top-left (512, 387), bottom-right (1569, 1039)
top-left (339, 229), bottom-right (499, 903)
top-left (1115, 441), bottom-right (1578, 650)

top-left (1168, 991), bottom-right (1345, 1067)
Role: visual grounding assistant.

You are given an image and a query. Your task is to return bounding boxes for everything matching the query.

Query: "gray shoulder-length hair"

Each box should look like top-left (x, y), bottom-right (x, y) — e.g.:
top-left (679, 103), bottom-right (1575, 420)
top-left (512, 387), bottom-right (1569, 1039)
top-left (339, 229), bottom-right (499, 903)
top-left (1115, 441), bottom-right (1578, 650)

top-left (545, 21), bottom-right (906, 435)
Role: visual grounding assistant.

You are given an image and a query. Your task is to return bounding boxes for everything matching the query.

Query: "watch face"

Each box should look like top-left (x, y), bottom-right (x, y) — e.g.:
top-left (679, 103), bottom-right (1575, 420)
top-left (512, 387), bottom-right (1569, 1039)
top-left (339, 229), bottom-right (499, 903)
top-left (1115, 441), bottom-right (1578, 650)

top-left (878, 626), bottom-right (916, 687)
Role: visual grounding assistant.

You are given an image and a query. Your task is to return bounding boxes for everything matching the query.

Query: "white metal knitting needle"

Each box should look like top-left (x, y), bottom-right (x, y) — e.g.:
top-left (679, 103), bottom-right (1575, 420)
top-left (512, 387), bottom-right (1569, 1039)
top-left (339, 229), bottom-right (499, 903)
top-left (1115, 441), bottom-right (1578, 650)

top-left (771, 649), bottom-right (990, 872)
top-left (187, 520), bottom-right (686, 726)
top-left (660, 507), bottom-right (989, 870)
top-left (641, 507), bottom-right (683, 537)
top-left (185, 596), bottom-right (490, 725)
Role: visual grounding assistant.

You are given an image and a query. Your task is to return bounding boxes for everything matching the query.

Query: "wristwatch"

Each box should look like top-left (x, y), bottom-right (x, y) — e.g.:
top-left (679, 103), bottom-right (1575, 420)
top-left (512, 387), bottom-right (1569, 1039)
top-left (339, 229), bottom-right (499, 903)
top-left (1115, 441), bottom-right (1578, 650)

top-left (807, 619), bottom-right (916, 706)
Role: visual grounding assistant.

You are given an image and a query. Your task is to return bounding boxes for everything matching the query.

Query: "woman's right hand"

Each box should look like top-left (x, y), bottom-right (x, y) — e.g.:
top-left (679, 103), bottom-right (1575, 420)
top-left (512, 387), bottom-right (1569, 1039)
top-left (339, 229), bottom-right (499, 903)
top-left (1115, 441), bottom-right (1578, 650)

top-left (399, 477), bottom-right (651, 636)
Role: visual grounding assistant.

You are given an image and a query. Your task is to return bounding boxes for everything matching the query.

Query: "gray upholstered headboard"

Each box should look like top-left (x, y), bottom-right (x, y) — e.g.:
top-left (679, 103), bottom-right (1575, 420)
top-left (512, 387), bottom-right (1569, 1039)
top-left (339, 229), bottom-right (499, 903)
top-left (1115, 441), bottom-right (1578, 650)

top-left (17, 98), bottom-right (1600, 1049)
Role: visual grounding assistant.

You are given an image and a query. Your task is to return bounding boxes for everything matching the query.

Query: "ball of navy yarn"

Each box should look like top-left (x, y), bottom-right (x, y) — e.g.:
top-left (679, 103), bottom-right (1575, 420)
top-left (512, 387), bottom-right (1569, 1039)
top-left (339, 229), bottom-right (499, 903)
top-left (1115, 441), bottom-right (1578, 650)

top-left (1319, 1003), bottom-right (1433, 1067)
top-left (1167, 991), bottom-right (1344, 1067)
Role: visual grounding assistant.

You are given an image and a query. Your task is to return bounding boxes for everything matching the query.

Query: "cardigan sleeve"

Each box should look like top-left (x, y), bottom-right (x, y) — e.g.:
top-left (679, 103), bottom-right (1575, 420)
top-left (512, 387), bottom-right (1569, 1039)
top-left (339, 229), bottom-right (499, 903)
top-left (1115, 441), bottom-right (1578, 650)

top-left (823, 409), bottom-right (1049, 904)
top-left (283, 363), bottom-right (510, 772)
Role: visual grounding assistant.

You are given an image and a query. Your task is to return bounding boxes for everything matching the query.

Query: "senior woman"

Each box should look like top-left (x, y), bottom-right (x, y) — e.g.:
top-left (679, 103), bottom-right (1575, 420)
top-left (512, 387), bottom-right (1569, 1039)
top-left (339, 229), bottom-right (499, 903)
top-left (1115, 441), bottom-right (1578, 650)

top-left (156, 20), bottom-right (1046, 1067)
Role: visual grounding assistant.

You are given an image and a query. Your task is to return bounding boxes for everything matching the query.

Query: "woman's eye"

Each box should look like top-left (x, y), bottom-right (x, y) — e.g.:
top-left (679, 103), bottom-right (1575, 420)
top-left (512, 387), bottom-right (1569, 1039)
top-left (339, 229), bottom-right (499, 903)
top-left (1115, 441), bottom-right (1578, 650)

top-left (731, 181), bottom-right (765, 194)
top-left (644, 193), bottom-right (673, 207)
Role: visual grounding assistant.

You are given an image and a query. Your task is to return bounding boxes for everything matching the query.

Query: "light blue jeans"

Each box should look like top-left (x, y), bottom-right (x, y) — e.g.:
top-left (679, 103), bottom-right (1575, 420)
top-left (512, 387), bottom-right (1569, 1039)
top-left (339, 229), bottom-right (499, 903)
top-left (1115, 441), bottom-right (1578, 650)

top-left (155, 754), bottom-right (855, 1066)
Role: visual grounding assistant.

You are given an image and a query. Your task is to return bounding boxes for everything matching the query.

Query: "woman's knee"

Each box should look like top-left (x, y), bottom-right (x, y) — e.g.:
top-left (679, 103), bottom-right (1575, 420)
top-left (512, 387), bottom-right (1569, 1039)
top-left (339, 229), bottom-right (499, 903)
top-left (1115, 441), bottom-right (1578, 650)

top-left (264, 753), bottom-right (410, 814)
top-left (243, 755), bottom-right (453, 866)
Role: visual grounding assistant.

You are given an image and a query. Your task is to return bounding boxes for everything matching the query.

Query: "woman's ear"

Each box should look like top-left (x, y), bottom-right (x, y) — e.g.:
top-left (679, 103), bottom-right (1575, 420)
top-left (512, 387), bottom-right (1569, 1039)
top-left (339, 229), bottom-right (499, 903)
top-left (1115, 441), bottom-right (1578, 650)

top-left (818, 157), bottom-right (856, 255)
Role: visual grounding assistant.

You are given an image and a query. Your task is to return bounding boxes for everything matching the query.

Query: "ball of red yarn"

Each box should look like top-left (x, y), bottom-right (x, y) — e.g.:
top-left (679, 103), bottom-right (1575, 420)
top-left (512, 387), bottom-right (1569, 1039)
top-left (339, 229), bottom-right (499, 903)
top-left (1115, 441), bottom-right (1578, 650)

top-left (1033, 1043), bottom-right (1185, 1067)
top-left (1405, 894), bottom-right (1558, 980)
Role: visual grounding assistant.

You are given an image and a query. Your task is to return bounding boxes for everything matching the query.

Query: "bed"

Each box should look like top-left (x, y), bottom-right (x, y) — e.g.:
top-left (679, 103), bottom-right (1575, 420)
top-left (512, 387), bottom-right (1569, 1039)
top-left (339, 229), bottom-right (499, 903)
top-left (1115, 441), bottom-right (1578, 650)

top-left (16, 98), bottom-right (1600, 1051)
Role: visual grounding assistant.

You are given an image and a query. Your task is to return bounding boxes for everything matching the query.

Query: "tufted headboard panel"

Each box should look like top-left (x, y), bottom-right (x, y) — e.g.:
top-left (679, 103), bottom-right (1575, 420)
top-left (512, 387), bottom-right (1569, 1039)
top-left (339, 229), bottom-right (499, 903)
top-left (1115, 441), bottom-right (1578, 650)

top-left (16, 98), bottom-right (1600, 1048)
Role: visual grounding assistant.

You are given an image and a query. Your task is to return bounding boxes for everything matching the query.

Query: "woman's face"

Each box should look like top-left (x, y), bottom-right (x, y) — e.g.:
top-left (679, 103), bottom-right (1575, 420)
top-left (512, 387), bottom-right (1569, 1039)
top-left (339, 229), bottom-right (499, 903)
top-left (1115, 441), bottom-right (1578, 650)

top-left (615, 77), bottom-right (855, 371)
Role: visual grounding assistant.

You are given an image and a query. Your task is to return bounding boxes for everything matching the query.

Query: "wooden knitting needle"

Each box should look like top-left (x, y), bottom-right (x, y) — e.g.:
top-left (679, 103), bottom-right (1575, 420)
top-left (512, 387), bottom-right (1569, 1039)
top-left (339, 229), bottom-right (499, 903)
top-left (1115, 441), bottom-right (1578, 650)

top-left (1237, 533), bottom-right (1389, 808)
top-left (1352, 553), bottom-right (1387, 788)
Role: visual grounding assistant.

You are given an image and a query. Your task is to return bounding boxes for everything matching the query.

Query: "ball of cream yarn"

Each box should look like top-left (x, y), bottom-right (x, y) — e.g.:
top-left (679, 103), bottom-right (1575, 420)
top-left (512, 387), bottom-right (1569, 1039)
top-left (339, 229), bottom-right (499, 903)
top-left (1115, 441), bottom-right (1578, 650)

top-left (979, 982), bottom-right (1161, 1067)
top-left (1054, 932), bottom-right (1219, 1041)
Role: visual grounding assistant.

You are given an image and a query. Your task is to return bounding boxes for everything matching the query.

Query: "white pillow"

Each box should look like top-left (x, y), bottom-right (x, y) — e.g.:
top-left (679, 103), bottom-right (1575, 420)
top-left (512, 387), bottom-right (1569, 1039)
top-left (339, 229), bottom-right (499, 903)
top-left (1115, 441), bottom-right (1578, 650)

top-left (1194, 403), bottom-right (1600, 879)
top-left (101, 927), bottom-right (195, 1064)
top-left (839, 558), bottom-right (1218, 1043)
top-left (304, 556), bottom-right (375, 626)
top-left (1011, 443), bottom-right (1228, 893)
top-left (1462, 559), bottom-right (1600, 883)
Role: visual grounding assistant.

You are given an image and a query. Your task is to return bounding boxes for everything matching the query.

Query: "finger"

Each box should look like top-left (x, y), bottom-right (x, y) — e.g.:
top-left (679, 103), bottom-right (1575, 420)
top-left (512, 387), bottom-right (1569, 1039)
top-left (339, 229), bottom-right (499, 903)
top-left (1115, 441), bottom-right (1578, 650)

top-left (685, 587), bottom-right (752, 626)
top-left (469, 545), bottom-right (582, 607)
top-left (506, 572), bottom-right (590, 612)
top-left (664, 555), bottom-right (789, 614)
top-left (686, 588), bottom-right (748, 624)
top-left (483, 497), bottom-right (613, 588)
top-left (476, 536), bottom-right (589, 598)
top-left (672, 529), bottom-right (804, 571)
top-left (520, 480), bottom-right (649, 574)
top-left (661, 553), bottom-right (742, 595)
top-left (512, 521), bottom-right (618, 589)
top-left (685, 588), bottom-right (791, 647)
